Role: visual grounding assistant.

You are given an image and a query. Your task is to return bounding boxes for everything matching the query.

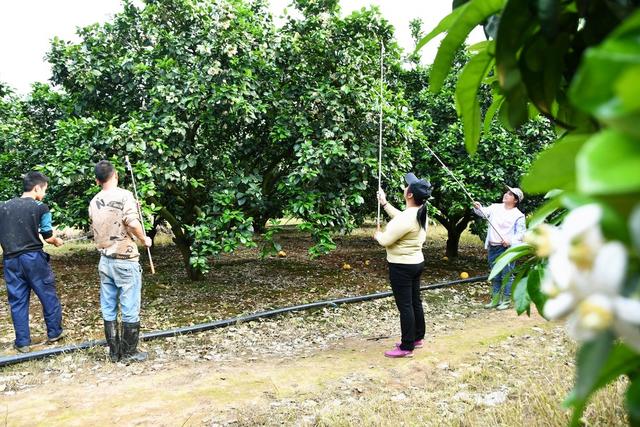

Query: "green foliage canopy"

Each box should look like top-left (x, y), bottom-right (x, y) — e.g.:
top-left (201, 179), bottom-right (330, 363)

top-left (41, 0), bottom-right (415, 279)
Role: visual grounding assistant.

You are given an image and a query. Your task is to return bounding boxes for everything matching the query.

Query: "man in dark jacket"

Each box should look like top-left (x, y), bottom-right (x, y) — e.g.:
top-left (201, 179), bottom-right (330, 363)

top-left (0, 171), bottom-right (65, 353)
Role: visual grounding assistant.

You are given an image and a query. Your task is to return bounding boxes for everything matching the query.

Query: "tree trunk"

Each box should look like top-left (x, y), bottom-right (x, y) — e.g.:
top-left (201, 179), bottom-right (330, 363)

top-left (445, 230), bottom-right (462, 258)
top-left (435, 211), bottom-right (473, 259)
top-left (153, 201), bottom-right (204, 281)
top-left (147, 216), bottom-right (162, 246)
top-left (174, 236), bottom-right (204, 281)
top-left (253, 216), bottom-right (268, 234)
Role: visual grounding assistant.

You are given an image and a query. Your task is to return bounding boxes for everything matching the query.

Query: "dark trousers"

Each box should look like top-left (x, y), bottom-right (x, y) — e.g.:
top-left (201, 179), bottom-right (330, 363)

top-left (3, 251), bottom-right (63, 347)
top-left (389, 262), bottom-right (425, 351)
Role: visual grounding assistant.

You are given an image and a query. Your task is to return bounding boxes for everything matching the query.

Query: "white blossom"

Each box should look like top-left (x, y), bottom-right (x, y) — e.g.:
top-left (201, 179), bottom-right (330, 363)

top-left (538, 204), bottom-right (640, 350)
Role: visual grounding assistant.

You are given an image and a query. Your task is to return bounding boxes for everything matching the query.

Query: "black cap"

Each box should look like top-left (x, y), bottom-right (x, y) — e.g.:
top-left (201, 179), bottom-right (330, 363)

top-left (405, 173), bottom-right (432, 203)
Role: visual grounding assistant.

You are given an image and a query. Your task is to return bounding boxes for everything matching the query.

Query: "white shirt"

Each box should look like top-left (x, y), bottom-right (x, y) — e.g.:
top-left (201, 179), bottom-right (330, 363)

top-left (474, 203), bottom-right (526, 248)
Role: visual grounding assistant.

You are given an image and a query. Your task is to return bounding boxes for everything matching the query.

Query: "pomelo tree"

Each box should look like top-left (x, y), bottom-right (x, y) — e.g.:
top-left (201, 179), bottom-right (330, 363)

top-left (0, 83), bottom-right (69, 201)
top-left (42, 0), bottom-right (415, 279)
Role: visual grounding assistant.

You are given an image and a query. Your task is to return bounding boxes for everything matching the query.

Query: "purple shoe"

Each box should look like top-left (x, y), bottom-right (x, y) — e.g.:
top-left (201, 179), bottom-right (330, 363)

top-left (395, 340), bottom-right (424, 349)
top-left (384, 347), bottom-right (414, 358)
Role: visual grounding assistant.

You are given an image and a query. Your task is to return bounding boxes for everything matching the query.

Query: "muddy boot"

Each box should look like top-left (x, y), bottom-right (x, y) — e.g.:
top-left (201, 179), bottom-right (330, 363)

top-left (121, 321), bottom-right (148, 363)
top-left (103, 320), bottom-right (120, 362)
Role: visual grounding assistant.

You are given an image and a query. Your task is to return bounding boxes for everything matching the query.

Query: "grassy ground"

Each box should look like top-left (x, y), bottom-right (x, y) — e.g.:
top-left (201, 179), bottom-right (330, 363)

top-left (0, 291), bottom-right (627, 426)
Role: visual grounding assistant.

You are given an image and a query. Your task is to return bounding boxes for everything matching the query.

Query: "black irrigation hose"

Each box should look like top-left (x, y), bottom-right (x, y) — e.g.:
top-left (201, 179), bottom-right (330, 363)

top-left (0, 275), bottom-right (487, 368)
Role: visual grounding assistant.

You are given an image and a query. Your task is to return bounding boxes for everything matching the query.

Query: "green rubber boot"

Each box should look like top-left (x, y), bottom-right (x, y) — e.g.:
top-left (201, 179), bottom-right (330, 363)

top-left (484, 294), bottom-right (500, 309)
top-left (497, 296), bottom-right (511, 310)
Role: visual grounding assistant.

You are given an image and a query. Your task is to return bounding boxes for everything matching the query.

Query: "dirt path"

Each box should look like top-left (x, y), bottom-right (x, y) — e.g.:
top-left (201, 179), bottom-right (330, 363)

top-left (1, 309), bottom-right (548, 426)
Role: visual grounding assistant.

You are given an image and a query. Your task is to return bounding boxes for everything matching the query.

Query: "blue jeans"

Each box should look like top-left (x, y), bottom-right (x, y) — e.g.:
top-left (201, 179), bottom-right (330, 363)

top-left (98, 257), bottom-right (142, 323)
top-left (3, 251), bottom-right (63, 347)
top-left (488, 245), bottom-right (514, 298)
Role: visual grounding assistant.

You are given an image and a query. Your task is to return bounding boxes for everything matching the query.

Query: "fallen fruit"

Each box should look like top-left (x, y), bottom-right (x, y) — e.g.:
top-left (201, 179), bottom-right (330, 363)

top-left (342, 263), bottom-right (352, 270)
top-left (460, 272), bottom-right (469, 279)
top-left (365, 260), bottom-right (370, 266)
top-left (442, 256), bottom-right (449, 261)
top-left (277, 250), bottom-right (287, 257)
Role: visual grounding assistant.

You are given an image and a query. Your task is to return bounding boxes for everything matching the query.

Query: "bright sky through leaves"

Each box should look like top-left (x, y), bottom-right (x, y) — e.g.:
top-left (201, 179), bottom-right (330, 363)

top-left (0, 0), bottom-right (483, 94)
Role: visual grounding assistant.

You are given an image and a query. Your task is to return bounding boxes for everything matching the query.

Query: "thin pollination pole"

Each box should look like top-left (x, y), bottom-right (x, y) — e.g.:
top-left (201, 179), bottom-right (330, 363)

top-left (124, 156), bottom-right (156, 274)
top-left (423, 144), bottom-right (507, 243)
top-left (376, 42), bottom-right (384, 230)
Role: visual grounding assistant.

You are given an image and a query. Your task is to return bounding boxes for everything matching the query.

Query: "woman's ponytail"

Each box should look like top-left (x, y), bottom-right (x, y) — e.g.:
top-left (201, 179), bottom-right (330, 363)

top-left (416, 203), bottom-right (427, 230)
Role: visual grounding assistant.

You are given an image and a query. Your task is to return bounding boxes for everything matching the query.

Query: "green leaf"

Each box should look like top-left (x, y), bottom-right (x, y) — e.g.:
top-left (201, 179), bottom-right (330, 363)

top-left (616, 64), bottom-right (640, 113)
top-left (571, 40), bottom-right (640, 110)
top-left (566, 331), bottom-right (615, 426)
top-left (455, 48), bottom-right (494, 154)
top-left (527, 196), bottom-right (562, 228)
top-left (537, 0), bottom-right (561, 38)
top-left (489, 244), bottom-right (533, 280)
top-left (522, 133), bottom-right (588, 194)
top-left (520, 32), bottom-right (570, 115)
top-left (452, 0), bottom-right (470, 8)
top-left (415, 5), bottom-right (466, 52)
top-left (494, 0), bottom-right (535, 128)
top-left (430, 0), bottom-right (505, 93)
top-left (593, 344), bottom-right (640, 392)
top-left (526, 267), bottom-right (546, 315)
top-left (626, 376), bottom-right (640, 426)
top-left (513, 275), bottom-right (531, 315)
top-left (577, 130), bottom-right (640, 195)
top-left (565, 340), bottom-right (640, 426)
top-left (610, 7), bottom-right (640, 39)
top-left (568, 10), bottom-right (640, 136)
top-left (483, 94), bottom-right (503, 135)
top-left (495, 0), bottom-right (533, 91)
top-left (501, 92), bottom-right (529, 129)
top-left (557, 193), bottom-right (629, 242)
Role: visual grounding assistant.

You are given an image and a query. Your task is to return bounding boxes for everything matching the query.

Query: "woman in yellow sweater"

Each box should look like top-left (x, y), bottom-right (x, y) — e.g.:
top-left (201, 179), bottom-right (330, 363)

top-left (375, 173), bottom-right (432, 358)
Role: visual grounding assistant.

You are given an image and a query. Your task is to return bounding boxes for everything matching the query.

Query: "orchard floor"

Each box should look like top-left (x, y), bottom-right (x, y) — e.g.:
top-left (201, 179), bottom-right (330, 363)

top-left (0, 225), bottom-right (628, 425)
top-left (0, 224), bottom-right (488, 347)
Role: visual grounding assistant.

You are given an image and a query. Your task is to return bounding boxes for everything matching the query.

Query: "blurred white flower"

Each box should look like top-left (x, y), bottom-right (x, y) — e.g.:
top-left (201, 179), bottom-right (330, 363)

top-left (561, 204), bottom-right (605, 270)
top-left (537, 204), bottom-right (640, 349)
top-left (524, 223), bottom-right (560, 257)
top-left (544, 239), bottom-right (640, 350)
top-left (534, 204), bottom-right (604, 295)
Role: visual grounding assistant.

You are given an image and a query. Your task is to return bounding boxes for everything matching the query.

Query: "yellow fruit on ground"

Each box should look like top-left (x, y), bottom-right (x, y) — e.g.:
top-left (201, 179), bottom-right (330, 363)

top-left (460, 272), bottom-right (469, 279)
top-left (342, 263), bottom-right (352, 270)
top-left (365, 260), bottom-right (370, 266)
top-left (277, 250), bottom-right (287, 257)
top-left (442, 256), bottom-right (449, 261)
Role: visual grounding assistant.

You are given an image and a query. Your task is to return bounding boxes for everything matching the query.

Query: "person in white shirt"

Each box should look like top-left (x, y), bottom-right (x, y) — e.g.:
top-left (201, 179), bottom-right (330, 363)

top-left (375, 173), bottom-right (432, 358)
top-left (472, 186), bottom-right (526, 310)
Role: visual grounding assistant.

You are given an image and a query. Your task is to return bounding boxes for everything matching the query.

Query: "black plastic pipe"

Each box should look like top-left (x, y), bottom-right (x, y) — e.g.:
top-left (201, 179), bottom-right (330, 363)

top-left (0, 275), bottom-right (487, 368)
